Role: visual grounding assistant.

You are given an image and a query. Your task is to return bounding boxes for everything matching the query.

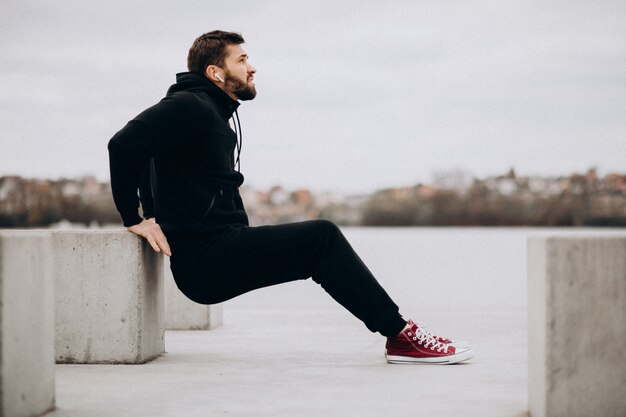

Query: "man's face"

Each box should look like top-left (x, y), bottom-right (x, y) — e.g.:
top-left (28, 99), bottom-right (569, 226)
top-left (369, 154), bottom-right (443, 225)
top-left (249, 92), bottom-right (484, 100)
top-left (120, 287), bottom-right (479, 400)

top-left (223, 44), bottom-right (256, 101)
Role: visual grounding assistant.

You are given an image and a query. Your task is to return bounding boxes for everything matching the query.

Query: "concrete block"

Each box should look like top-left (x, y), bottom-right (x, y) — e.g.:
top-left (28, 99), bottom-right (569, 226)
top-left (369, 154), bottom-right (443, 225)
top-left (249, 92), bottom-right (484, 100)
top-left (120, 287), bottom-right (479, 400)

top-left (528, 234), bottom-right (626, 417)
top-left (164, 257), bottom-right (223, 330)
top-left (0, 230), bottom-right (55, 417)
top-left (53, 230), bottom-right (164, 364)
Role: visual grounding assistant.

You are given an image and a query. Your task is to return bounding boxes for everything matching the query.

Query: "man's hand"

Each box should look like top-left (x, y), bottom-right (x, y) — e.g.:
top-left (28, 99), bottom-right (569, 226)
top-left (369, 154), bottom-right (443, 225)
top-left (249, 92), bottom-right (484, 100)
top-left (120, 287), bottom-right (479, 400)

top-left (128, 218), bottom-right (172, 256)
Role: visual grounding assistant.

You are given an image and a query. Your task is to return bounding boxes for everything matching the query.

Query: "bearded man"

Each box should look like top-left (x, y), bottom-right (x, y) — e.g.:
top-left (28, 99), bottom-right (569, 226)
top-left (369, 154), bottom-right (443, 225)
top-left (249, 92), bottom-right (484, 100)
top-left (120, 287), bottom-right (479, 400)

top-left (108, 30), bottom-right (473, 364)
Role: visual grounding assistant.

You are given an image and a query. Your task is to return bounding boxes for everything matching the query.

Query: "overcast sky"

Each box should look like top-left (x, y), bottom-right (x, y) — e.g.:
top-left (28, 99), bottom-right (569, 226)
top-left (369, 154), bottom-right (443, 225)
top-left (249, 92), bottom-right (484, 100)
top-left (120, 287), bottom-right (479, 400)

top-left (1, 1), bottom-right (624, 194)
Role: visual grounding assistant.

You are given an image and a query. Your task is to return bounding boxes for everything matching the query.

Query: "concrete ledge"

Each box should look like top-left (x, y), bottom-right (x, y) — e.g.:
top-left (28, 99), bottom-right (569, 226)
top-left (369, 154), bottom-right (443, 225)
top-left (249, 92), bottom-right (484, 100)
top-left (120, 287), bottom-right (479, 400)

top-left (53, 230), bottom-right (164, 364)
top-left (164, 257), bottom-right (223, 330)
top-left (0, 230), bottom-right (55, 417)
top-left (528, 234), bottom-right (626, 417)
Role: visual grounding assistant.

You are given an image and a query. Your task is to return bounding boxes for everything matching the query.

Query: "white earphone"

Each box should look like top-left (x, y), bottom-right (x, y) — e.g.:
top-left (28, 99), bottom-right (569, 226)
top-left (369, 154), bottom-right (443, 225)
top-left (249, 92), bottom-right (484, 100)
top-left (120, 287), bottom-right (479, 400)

top-left (214, 73), bottom-right (224, 82)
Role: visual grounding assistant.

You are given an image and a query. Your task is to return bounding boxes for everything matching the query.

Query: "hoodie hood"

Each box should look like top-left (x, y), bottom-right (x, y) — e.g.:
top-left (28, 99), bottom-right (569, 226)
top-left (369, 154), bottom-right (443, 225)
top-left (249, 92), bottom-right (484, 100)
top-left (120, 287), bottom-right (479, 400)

top-left (167, 72), bottom-right (240, 119)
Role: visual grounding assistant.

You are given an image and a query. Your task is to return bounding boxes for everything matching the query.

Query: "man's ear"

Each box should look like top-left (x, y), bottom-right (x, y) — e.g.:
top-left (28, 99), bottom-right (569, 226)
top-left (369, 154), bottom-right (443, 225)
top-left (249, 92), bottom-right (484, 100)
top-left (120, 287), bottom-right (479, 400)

top-left (205, 65), bottom-right (223, 83)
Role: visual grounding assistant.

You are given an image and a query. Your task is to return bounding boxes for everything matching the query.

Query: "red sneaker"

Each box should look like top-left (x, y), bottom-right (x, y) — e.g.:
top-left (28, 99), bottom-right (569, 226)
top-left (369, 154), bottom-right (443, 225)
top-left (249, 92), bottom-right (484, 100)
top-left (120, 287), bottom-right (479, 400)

top-left (386, 321), bottom-right (473, 364)
top-left (407, 319), bottom-right (470, 349)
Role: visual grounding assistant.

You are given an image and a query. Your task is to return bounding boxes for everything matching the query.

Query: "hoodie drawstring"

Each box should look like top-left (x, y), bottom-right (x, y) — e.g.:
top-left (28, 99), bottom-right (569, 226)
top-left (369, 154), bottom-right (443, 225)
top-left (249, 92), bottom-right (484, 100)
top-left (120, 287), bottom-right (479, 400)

top-left (232, 109), bottom-right (243, 173)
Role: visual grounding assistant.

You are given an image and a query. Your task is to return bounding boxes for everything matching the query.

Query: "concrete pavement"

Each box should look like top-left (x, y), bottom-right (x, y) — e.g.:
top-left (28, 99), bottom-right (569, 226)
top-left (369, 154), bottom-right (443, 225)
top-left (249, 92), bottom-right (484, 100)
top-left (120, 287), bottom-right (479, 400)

top-left (47, 280), bottom-right (528, 417)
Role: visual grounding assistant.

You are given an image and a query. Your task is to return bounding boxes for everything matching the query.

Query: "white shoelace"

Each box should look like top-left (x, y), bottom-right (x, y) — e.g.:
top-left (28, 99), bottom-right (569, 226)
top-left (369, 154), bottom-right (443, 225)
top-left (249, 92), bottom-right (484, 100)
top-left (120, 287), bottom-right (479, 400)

top-left (409, 326), bottom-right (449, 353)
top-left (416, 321), bottom-right (450, 343)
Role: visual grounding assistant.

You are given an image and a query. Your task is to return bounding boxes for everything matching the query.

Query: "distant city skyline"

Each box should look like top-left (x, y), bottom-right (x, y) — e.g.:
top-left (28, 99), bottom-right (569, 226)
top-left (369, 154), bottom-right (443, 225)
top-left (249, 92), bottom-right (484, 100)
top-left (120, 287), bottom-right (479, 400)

top-left (2, 169), bottom-right (624, 228)
top-left (1, 1), bottom-right (625, 194)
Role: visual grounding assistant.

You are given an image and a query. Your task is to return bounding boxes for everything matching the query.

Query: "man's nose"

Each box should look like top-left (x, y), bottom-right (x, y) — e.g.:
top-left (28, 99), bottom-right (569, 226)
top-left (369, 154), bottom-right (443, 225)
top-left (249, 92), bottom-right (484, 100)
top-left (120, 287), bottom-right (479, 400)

top-left (248, 64), bottom-right (256, 74)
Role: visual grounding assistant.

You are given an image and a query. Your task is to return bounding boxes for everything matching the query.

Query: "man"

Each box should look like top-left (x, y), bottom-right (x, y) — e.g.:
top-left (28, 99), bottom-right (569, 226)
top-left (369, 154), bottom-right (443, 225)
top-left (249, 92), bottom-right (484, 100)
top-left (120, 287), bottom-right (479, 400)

top-left (108, 30), bottom-right (473, 364)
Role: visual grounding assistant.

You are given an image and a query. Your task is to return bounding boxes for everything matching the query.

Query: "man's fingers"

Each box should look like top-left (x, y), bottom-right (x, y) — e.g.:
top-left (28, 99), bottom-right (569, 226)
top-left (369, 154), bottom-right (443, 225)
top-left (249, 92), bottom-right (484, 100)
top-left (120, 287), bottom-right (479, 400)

top-left (155, 235), bottom-right (172, 257)
top-left (151, 224), bottom-right (171, 256)
top-left (146, 236), bottom-right (161, 253)
top-left (147, 226), bottom-right (170, 256)
top-left (128, 219), bottom-right (171, 256)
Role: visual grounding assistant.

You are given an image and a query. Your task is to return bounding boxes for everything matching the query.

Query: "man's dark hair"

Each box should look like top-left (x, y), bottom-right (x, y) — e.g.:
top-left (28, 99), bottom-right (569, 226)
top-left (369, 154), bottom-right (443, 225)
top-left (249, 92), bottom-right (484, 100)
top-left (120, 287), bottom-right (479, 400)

top-left (187, 30), bottom-right (245, 74)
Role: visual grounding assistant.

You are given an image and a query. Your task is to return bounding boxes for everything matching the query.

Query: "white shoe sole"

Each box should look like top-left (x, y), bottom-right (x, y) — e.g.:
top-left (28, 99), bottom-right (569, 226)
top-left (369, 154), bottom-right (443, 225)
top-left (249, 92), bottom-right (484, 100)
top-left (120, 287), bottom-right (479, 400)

top-left (386, 348), bottom-right (474, 365)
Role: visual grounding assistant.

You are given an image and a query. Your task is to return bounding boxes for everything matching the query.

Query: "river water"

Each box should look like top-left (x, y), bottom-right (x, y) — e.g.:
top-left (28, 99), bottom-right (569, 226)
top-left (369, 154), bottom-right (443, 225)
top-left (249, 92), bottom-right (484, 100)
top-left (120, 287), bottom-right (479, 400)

top-left (228, 226), bottom-right (623, 314)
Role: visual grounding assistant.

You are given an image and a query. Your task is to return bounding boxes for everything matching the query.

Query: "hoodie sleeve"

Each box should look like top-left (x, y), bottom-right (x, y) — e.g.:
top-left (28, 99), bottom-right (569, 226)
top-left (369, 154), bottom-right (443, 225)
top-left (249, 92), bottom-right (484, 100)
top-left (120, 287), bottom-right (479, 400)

top-left (138, 159), bottom-right (155, 220)
top-left (108, 121), bottom-right (150, 227)
top-left (107, 93), bottom-right (198, 227)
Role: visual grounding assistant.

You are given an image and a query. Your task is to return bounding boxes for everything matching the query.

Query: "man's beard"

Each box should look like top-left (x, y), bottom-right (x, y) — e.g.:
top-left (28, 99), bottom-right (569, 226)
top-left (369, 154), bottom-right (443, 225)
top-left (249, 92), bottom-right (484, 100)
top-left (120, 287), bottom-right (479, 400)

top-left (225, 71), bottom-right (257, 101)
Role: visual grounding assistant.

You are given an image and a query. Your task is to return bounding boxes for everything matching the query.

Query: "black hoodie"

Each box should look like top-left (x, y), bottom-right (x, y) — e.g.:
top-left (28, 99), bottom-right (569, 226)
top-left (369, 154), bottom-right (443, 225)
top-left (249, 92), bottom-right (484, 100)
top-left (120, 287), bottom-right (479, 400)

top-left (108, 72), bottom-right (249, 238)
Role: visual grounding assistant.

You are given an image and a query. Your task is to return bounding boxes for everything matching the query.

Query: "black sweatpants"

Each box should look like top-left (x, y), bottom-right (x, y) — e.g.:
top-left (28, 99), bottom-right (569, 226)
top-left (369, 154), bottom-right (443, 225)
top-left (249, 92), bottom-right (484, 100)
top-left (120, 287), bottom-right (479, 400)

top-left (169, 219), bottom-right (406, 337)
